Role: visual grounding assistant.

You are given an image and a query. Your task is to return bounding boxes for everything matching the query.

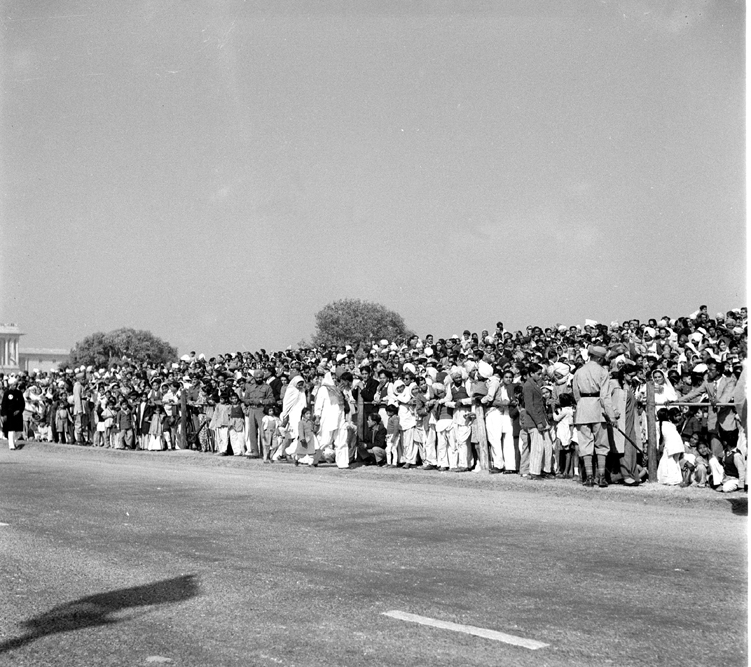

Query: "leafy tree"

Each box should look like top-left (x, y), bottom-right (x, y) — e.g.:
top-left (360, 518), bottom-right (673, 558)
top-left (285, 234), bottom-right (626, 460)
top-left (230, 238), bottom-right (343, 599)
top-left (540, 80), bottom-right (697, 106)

top-left (311, 299), bottom-right (413, 348)
top-left (64, 328), bottom-right (178, 369)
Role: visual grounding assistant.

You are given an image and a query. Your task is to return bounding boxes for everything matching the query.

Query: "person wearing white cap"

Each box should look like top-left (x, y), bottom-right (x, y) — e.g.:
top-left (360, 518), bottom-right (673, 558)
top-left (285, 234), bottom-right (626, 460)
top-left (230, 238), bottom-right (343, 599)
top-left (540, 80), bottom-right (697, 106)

top-left (161, 381), bottom-right (181, 449)
top-left (641, 327), bottom-right (658, 357)
top-left (72, 371), bottom-right (87, 445)
top-left (418, 378), bottom-right (439, 470)
top-left (446, 370), bottom-right (472, 472)
top-left (392, 378), bottom-right (418, 469)
top-left (1, 376), bottom-right (24, 450)
top-left (242, 370), bottom-right (274, 458)
top-left (680, 360), bottom-right (738, 459)
top-left (480, 363), bottom-right (506, 472)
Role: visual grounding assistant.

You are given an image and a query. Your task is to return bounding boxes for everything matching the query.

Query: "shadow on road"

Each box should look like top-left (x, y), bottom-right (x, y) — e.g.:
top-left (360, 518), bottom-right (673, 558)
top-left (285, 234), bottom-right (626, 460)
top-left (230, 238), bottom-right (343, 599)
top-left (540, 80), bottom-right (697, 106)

top-left (727, 497), bottom-right (748, 516)
top-left (0, 574), bottom-right (198, 654)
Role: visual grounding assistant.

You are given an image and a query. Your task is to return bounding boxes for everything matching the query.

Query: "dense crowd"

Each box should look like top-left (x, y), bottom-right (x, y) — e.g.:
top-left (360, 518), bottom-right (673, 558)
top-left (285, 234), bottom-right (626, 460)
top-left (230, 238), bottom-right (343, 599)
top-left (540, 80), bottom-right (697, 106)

top-left (1, 305), bottom-right (747, 492)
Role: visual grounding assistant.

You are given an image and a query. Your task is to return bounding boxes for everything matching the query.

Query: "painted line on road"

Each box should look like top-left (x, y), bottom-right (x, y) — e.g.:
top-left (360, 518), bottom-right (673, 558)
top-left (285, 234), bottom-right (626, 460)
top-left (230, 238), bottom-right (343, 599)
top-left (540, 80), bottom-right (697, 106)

top-left (382, 610), bottom-right (549, 650)
top-left (0, 523), bottom-right (9, 526)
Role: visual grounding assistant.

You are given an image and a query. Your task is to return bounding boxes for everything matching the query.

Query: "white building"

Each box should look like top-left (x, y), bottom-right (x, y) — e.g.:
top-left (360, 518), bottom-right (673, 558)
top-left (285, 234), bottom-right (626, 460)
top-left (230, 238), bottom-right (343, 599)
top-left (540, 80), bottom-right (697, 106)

top-left (0, 324), bottom-right (23, 373)
top-left (19, 348), bottom-right (71, 373)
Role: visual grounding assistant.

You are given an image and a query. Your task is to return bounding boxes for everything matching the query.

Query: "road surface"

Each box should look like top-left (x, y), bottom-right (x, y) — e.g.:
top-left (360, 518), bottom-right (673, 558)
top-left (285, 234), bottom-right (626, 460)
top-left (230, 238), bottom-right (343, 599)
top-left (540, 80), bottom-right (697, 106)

top-left (0, 442), bottom-right (746, 666)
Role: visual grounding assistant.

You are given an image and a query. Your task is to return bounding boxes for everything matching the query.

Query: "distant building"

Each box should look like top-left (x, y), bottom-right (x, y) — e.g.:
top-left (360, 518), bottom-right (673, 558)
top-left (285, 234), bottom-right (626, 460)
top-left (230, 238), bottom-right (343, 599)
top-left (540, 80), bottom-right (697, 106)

top-left (0, 323), bottom-right (70, 374)
top-left (19, 348), bottom-right (70, 373)
top-left (0, 324), bottom-right (23, 373)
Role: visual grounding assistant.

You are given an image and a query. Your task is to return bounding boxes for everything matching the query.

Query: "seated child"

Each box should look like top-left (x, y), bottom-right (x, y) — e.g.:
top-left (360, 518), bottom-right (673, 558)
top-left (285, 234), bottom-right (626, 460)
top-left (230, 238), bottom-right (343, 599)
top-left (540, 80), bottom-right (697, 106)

top-left (716, 441), bottom-right (746, 494)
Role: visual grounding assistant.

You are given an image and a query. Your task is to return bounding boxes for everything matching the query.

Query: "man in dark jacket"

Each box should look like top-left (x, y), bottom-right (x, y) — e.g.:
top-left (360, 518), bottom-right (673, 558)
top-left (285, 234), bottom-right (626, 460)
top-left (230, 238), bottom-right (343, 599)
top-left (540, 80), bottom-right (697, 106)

top-left (523, 363), bottom-right (552, 480)
top-left (356, 366), bottom-right (380, 443)
top-left (1, 377), bottom-right (25, 450)
top-left (357, 412), bottom-right (387, 465)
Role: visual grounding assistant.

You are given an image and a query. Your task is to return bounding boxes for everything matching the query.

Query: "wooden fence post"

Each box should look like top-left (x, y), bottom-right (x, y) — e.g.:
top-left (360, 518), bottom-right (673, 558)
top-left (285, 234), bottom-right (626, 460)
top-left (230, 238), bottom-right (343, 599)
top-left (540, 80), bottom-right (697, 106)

top-left (179, 389), bottom-right (187, 450)
top-left (646, 381), bottom-right (658, 482)
top-left (357, 393), bottom-right (364, 444)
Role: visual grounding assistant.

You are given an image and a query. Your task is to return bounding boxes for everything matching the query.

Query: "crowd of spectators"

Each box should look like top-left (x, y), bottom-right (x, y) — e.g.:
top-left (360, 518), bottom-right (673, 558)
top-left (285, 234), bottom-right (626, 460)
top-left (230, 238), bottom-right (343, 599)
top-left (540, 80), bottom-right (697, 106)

top-left (1, 304), bottom-right (747, 493)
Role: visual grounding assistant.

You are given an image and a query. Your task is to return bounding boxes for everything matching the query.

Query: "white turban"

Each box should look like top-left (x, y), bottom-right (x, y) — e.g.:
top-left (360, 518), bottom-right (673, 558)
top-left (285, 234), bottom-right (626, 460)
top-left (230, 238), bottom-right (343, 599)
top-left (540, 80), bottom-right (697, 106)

top-left (477, 361), bottom-right (493, 379)
top-left (552, 361), bottom-right (570, 378)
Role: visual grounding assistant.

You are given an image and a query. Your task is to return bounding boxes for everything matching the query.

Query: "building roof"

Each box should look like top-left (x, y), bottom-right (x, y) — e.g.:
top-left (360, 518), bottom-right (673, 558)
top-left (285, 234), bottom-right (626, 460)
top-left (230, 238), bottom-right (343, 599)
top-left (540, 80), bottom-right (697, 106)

top-left (19, 348), bottom-right (70, 356)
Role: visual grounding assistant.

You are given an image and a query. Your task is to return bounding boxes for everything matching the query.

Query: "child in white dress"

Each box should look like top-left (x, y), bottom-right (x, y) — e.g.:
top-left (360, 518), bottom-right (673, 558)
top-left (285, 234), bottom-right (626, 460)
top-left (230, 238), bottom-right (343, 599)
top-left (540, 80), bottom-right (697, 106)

top-left (657, 408), bottom-right (684, 485)
top-left (553, 394), bottom-right (575, 478)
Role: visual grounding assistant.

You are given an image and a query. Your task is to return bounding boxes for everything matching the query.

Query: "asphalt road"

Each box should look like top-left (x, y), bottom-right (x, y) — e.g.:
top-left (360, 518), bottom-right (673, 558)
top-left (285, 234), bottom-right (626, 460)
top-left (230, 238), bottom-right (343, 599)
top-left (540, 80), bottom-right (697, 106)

top-left (0, 442), bottom-right (746, 667)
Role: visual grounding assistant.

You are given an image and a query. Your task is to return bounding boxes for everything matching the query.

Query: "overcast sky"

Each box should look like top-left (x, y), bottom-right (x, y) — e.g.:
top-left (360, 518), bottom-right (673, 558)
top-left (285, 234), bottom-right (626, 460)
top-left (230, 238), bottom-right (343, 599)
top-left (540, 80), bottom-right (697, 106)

top-left (0, 0), bottom-right (745, 355)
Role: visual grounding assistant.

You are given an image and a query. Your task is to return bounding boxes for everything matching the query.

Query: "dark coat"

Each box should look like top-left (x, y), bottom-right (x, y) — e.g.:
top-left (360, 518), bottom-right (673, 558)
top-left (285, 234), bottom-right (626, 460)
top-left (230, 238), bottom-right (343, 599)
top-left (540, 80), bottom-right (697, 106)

top-left (1, 387), bottom-right (25, 433)
top-left (357, 377), bottom-right (380, 404)
top-left (522, 379), bottom-right (549, 430)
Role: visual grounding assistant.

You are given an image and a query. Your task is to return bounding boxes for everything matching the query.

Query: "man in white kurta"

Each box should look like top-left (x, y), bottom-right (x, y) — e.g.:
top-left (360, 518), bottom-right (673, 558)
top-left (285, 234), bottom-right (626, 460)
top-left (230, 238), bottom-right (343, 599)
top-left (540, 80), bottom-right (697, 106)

top-left (395, 380), bottom-right (418, 468)
top-left (481, 365), bottom-right (509, 472)
top-left (314, 371), bottom-right (352, 469)
top-left (446, 371), bottom-right (472, 471)
top-left (430, 381), bottom-right (453, 470)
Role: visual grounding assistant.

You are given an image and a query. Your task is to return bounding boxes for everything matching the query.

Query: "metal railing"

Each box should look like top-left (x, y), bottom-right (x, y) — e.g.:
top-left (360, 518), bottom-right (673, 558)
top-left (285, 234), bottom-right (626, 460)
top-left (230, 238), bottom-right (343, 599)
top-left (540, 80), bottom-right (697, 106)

top-left (644, 383), bottom-right (739, 481)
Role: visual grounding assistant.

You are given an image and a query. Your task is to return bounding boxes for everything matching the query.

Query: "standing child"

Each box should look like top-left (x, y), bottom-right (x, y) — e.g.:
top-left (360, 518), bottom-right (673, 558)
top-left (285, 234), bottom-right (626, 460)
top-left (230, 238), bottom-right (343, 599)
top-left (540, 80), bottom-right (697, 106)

top-left (553, 393), bottom-right (575, 478)
top-left (95, 399), bottom-right (116, 448)
top-left (656, 408), bottom-right (684, 485)
top-left (209, 392), bottom-right (231, 456)
top-left (261, 406), bottom-right (281, 463)
top-left (56, 394), bottom-right (73, 444)
top-left (294, 407), bottom-right (318, 466)
top-left (146, 403), bottom-right (167, 451)
top-left (201, 391), bottom-right (215, 453)
top-left (228, 393), bottom-right (245, 456)
top-left (115, 399), bottom-right (135, 450)
top-left (385, 404), bottom-right (401, 467)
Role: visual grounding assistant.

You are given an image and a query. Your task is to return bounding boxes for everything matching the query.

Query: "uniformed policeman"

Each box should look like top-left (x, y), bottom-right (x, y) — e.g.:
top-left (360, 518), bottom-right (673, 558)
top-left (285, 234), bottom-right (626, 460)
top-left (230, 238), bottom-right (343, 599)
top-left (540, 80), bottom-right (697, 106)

top-left (572, 345), bottom-right (615, 487)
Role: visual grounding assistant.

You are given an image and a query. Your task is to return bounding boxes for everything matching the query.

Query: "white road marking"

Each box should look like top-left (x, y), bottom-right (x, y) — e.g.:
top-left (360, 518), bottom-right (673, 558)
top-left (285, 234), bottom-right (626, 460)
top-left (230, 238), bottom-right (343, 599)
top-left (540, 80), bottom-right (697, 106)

top-left (382, 610), bottom-right (549, 650)
top-left (0, 523), bottom-right (9, 526)
top-left (145, 657), bottom-right (172, 664)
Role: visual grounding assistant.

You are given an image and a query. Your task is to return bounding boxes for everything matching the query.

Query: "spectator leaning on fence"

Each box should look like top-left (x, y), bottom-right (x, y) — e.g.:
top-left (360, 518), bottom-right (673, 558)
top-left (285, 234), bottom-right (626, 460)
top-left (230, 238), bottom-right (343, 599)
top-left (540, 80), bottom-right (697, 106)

top-left (0, 304), bottom-right (746, 492)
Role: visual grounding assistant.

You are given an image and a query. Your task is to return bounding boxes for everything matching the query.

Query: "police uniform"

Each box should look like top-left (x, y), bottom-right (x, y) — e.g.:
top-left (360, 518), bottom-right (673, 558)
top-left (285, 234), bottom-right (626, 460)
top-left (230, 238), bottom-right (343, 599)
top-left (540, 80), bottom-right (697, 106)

top-left (572, 346), bottom-right (614, 484)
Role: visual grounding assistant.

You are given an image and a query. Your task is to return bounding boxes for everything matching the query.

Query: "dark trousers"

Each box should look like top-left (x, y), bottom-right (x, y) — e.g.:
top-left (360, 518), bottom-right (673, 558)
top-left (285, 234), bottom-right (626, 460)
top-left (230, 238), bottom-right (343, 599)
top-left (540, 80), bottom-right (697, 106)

top-left (619, 440), bottom-right (639, 481)
top-left (246, 408), bottom-right (264, 456)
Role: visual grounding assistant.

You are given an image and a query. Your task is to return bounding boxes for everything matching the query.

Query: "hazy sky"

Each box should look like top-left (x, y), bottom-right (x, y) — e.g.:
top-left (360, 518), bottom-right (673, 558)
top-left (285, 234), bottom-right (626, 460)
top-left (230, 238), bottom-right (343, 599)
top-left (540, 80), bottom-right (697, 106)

top-left (1, 0), bottom-right (745, 355)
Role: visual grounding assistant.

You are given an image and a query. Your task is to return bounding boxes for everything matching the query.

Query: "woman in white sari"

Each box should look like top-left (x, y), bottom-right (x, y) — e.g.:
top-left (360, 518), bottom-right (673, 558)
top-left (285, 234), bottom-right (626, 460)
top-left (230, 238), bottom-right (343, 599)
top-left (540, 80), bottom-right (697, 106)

top-left (279, 376), bottom-right (307, 460)
top-left (656, 407), bottom-right (684, 485)
top-left (652, 369), bottom-right (677, 406)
